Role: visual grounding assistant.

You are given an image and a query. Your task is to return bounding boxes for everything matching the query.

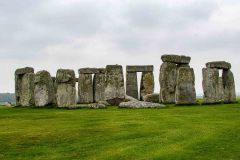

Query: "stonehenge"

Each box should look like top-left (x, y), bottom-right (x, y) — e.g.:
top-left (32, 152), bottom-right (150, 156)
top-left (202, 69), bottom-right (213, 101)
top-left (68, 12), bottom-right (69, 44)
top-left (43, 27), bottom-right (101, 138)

top-left (203, 61), bottom-right (236, 104)
top-left (160, 54), bottom-right (196, 104)
top-left (14, 55), bottom-right (237, 108)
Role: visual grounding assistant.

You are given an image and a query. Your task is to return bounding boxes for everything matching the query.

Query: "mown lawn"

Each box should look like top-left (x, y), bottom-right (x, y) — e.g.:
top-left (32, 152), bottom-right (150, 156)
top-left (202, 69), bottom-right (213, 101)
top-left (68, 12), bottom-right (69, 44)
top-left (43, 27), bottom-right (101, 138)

top-left (0, 103), bottom-right (240, 160)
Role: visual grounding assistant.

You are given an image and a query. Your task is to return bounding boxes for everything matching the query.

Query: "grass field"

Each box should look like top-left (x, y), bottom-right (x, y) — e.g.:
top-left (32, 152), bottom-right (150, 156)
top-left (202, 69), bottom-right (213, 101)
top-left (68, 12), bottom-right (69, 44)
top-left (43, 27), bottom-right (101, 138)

top-left (0, 102), bottom-right (240, 160)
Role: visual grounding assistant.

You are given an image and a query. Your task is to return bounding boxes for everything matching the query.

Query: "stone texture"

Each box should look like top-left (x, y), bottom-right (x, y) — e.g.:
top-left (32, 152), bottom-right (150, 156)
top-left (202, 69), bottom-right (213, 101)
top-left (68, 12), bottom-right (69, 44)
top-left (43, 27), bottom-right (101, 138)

top-left (126, 65), bottom-right (153, 72)
top-left (218, 77), bottom-right (224, 102)
top-left (34, 70), bottom-right (55, 107)
top-left (119, 101), bottom-right (166, 108)
top-left (175, 67), bottom-right (196, 105)
top-left (161, 54), bottom-right (191, 64)
top-left (202, 68), bottom-right (220, 104)
top-left (93, 72), bottom-right (106, 102)
top-left (126, 72), bottom-right (138, 99)
top-left (140, 72), bottom-right (154, 100)
top-left (78, 74), bottom-right (93, 103)
top-left (104, 65), bottom-right (125, 105)
top-left (20, 73), bottom-right (35, 106)
top-left (15, 67), bottom-right (34, 106)
top-left (222, 70), bottom-right (236, 103)
top-left (206, 61), bottom-right (231, 70)
top-left (159, 62), bottom-right (177, 104)
top-left (78, 68), bottom-right (105, 74)
top-left (56, 69), bottom-right (76, 107)
top-left (143, 93), bottom-right (160, 103)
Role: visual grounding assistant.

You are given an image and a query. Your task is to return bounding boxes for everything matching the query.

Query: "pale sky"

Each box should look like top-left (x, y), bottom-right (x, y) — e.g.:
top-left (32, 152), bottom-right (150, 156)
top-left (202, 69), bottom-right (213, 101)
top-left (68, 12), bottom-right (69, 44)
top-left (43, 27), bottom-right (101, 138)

top-left (1, 0), bottom-right (240, 95)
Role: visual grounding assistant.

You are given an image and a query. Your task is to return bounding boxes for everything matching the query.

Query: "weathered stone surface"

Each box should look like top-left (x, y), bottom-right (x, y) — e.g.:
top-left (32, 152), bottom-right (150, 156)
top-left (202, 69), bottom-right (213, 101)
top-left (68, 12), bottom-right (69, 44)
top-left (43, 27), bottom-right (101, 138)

top-left (78, 74), bottom-right (93, 103)
top-left (78, 68), bottom-right (105, 74)
top-left (140, 72), bottom-right (154, 100)
top-left (202, 68), bottom-right (220, 104)
top-left (119, 101), bottom-right (166, 108)
top-left (143, 93), bottom-right (159, 103)
top-left (160, 62), bottom-right (177, 104)
top-left (126, 65), bottom-right (153, 72)
top-left (222, 70), bottom-right (236, 103)
top-left (125, 95), bottom-right (138, 102)
top-left (175, 67), bottom-right (196, 105)
top-left (218, 77), bottom-right (224, 102)
top-left (177, 64), bottom-right (190, 68)
top-left (34, 70), bottom-right (55, 107)
top-left (93, 72), bottom-right (105, 102)
top-left (161, 54), bottom-right (191, 64)
top-left (104, 65), bottom-right (125, 105)
top-left (20, 73), bottom-right (35, 106)
top-left (126, 72), bottom-right (138, 99)
top-left (206, 61), bottom-right (231, 70)
top-left (56, 69), bottom-right (76, 107)
top-left (15, 67), bottom-right (34, 106)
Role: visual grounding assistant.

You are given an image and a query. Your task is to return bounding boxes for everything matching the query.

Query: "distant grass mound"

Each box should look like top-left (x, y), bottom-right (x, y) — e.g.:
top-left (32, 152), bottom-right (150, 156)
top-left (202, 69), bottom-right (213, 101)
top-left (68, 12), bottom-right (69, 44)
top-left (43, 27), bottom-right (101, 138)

top-left (0, 102), bottom-right (240, 160)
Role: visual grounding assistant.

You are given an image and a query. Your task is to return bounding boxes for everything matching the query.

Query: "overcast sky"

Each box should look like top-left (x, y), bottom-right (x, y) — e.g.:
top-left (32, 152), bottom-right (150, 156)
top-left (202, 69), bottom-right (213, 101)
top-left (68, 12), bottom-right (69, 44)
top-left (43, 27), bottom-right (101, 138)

top-left (0, 0), bottom-right (240, 95)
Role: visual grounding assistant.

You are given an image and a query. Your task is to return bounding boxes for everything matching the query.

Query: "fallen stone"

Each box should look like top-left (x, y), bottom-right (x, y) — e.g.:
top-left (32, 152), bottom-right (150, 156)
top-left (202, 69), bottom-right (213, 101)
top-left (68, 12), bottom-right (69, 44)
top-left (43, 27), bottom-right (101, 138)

top-left (119, 101), bottom-right (166, 108)
top-left (78, 74), bottom-right (93, 103)
top-left (161, 54), bottom-right (191, 64)
top-left (126, 72), bottom-right (138, 99)
top-left (222, 70), bottom-right (236, 103)
top-left (143, 93), bottom-right (159, 103)
top-left (125, 95), bottom-right (138, 102)
top-left (206, 61), bottom-right (231, 70)
top-left (126, 65), bottom-right (153, 72)
top-left (159, 62), bottom-right (177, 104)
top-left (140, 72), bottom-right (154, 100)
top-left (175, 67), bottom-right (196, 105)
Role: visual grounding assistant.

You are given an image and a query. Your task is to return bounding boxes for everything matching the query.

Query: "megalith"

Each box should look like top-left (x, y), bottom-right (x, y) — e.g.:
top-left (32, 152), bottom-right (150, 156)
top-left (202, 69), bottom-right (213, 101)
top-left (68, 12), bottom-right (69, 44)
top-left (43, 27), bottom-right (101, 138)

top-left (78, 74), bottom-right (93, 103)
top-left (104, 65), bottom-right (125, 105)
top-left (93, 69), bottom-right (106, 102)
top-left (222, 70), bottom-right (236, 103)
top-left (140, 72), bottom-right (154, 100)
top-left (126, 72), bottom-right (138, 99)
top-left (15, 67), bottom-right (35, 107)
top-left (175, 67), bottom-right (196, 105)
top-left (34, 70), bottom-right (55, 107)
top-left (56, 69), bottom-right (76, 107)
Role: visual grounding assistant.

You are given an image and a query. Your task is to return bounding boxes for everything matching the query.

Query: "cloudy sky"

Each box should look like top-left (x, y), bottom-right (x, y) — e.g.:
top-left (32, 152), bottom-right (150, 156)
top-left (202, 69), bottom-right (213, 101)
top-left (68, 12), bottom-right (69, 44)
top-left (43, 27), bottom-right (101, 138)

top-left (1, 0), bottom-right (240, 95)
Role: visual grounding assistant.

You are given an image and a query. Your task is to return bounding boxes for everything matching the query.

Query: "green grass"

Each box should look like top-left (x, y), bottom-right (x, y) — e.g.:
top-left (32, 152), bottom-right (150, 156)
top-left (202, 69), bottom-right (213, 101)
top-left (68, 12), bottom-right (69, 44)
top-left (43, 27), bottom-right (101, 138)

top-left (1, 102), bottom-right (240, 160)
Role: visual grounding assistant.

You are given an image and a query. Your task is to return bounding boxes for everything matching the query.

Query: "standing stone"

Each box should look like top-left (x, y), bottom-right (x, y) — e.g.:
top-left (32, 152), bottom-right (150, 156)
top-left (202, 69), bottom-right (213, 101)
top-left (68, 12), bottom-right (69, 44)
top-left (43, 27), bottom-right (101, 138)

top-left (56, 69), bottom-right (76, 107)
top-left (93, 70), bottom-right (106, 102)
top-left (160, 62), bottom-right (177, 104)
top-left (104, 65), bottom-right (125, 105)
top-left (20, 73), bottom-right (35, 106)
top-left (78, 74), bottom-right (93, 103)
top-left (202, 68), bottom-right (220, 104)
top-left (222, 70), bottom-right (236, 103)
top-left (15, 67), bottom-right (34, 106)
top-left (175, 67), bottom-right (196, 105)
top-left (126, 72), bottom-right (138, 99)
top-left (140, 72), bottom-right (154, 100)
top-left (34, 70), bottom-right (55, 107)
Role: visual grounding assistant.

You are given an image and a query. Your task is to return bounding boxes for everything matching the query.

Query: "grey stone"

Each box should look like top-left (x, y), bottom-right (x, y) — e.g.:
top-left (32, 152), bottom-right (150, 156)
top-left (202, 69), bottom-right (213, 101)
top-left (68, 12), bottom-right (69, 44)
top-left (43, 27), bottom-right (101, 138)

top-left (56, 69), bottom-right (76, 107)
top-left (175, 67), bottom-right (196, 105)
top-left (78, 74), bottom-right (93, 103)
top-left (34, 70), bottom-right (55, 107)
top-left (104, 65), bottom-right (125, 105)
top-left (177, 64), bottom-right (190, 68)
top-left (161, 54), bottom-right (191, 64)
top-left (119, 101), bottom-right (166, 108)
top-left (202, 68), bottom-right (220, 104)
top-left (126, 72), bottom-right (138, 99)
top-left (143, 93), bottom-right (160, 103)
top-left (159, 62), bottom-right (177, 104)
top-left (15, 67), bottom-right (34, 75)
top-left (140, 72), bottom-right (154, 100)
top-left (206, 61), bottom-right (231, 70)
top-left (93, 72), bottom-right (105, 102)
top-left (222, 70), bottom-right (236, 103)
top-left (78, 68), bottom-right (105, 74)
top-left (125, 95), bottom-right (138, 102)
top-left (19, 73), bottom-right (35, 106)
top-left (126, 65), bottom-right (153, 72)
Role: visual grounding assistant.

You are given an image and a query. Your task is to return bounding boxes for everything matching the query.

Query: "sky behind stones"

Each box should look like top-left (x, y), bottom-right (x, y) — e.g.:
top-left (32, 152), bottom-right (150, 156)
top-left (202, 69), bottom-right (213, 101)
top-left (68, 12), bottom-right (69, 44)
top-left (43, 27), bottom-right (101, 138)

top-left (1, 0), bottom-right (240, 94)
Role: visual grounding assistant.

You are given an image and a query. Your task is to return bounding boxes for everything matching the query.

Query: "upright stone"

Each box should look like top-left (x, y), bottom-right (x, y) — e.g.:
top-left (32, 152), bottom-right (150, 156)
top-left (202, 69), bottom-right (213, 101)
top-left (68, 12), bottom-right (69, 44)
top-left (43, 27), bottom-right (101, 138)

top-left (126, 72), bottom-right (138, 99)
top-left (93, 70), bottom-right (106, 102)
top-left (56, 69), bottom-right (76, 107)
top-left (175, 67), bottom-right (196, 105)
top-left (104, 65), bottom-right (125, 105)
top-left (218, 77), bottom-right (224, 102)
top-left (20, 73), bottom-right (35, 106)
top-left (34, 70), bottom-right (55, 107)
top-left (222, 70), bottom-right (236, 103)
top-left (78, 74), bottom-right (93, 103)
top-left (140, 72), bottom-right (154, 100)
top-left (15, 67), bottom-right (34, 106)
top-left (160, 62), bottom-right (177, 103)
top-left (202, 68), bottom-right (219, 104)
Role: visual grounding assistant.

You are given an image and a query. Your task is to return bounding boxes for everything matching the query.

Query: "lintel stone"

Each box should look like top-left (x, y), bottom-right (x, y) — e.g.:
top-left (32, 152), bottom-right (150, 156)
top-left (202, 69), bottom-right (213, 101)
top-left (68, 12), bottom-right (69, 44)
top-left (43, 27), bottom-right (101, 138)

top-left (206, 61), bottom-right (231, 70)
top-left (126, 65), bottom-right (153, 72)
top-left (161, 54), bottom-right (191, 64)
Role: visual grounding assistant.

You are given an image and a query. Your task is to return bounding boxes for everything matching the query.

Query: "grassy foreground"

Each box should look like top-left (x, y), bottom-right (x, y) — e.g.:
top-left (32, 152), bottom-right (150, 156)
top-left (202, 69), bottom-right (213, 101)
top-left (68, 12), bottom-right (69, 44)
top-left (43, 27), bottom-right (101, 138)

top-left (0, 103), bottom-right (240, 160)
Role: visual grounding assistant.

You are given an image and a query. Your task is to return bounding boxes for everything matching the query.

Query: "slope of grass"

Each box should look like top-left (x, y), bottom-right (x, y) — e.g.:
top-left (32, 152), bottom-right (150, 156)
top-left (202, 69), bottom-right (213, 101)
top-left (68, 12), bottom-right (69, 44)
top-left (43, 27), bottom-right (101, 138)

top-left (0, 103), bottom-right (240, 160)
